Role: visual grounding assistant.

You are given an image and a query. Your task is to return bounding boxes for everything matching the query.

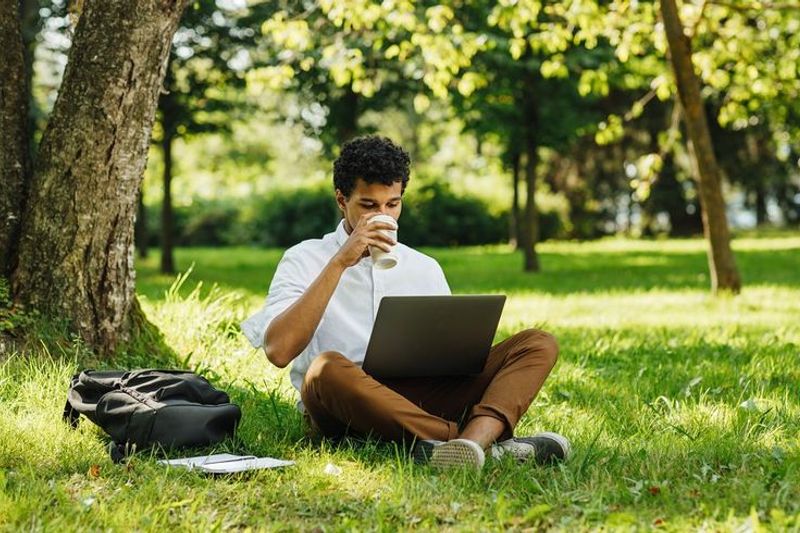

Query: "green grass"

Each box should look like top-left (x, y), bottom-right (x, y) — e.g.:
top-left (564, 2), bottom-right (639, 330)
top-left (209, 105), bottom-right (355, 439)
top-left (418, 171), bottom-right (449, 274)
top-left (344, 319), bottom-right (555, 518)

top-left (2, 234), bottom-right (800, 531)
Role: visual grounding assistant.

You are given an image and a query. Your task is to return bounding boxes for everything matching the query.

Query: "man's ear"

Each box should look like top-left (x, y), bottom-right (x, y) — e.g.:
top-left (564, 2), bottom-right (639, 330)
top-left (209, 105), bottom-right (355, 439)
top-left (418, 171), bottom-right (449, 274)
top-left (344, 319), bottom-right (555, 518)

top-left (335, 189), bottom-right (346, 212)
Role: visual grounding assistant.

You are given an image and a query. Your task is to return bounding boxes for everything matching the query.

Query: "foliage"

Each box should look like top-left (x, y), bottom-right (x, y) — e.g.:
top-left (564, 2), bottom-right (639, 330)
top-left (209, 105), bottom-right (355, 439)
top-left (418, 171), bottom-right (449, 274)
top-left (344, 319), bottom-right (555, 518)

top-left (30, 0), bottom-right (800, 252)
top-left (401, 182), bottom-right (508, 246)
top-left (3, 235), bottom-right (800, 529)
top-left (140, 185), bottom-right (518, 248)
top-left (248, 0), bottom-right (486, 150)
top-left (155, 0), bottom-right (255, 142)
top-left (180, 199), bottom-right (243, 247)
top-left (0, 278), bottom-right (38, 336)
top-left (240, 186), bottom-right (341, 248)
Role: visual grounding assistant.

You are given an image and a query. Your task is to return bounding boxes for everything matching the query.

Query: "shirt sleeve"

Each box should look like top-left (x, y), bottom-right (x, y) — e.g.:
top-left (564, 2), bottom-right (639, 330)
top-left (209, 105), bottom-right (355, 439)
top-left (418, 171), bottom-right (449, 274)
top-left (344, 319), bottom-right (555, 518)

top-left (240, 248), bottom-right (311, 349)
top-left (434, 261), bottom-right (452, 295)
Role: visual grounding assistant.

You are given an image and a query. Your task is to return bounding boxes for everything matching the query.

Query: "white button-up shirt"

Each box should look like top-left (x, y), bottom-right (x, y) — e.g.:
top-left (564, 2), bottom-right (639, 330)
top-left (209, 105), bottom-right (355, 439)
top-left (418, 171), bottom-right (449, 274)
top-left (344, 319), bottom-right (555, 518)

top-left (241, 220), bottom-right (451, 396)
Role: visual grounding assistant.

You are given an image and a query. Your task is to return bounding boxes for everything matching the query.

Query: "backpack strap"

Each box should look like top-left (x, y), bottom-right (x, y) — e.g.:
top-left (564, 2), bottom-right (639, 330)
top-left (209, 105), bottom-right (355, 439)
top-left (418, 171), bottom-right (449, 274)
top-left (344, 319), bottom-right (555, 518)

top-left (62, 369), bottom-right (126, 429)
top-left (63, 399), bottom-right (80, 428)
top-left (107, 441), bottom-right (137, 464)
top-left (63, 371), bottom-right (84, 428)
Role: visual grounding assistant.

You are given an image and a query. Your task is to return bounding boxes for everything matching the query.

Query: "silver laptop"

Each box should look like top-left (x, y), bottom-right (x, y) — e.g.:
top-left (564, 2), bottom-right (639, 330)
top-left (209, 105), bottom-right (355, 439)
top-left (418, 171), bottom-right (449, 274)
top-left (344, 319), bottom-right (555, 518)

top-left (362, 295), bottom-right (506, 379)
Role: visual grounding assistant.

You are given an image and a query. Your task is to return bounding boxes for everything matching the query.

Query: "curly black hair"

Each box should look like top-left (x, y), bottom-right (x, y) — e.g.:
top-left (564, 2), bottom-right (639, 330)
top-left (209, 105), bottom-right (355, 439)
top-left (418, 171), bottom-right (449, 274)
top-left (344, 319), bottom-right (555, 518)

top-left (333, 136), bottom-right (411, 198)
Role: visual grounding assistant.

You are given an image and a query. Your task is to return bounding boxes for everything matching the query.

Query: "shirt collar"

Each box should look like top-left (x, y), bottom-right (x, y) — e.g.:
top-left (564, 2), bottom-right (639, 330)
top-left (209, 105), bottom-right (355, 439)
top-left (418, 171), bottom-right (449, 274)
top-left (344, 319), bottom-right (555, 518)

top-left (334, 219), bottom-right (349, 246)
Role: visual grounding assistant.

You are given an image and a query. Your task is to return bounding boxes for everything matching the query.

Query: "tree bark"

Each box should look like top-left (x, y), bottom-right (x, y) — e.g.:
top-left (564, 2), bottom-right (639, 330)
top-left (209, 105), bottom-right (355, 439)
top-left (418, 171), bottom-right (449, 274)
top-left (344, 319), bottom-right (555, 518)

top-left (0, 1), bottom-right (32, 278)
top-left (509, 150), bottom-right (521, 249)
top-left (520, 74), bottom-right (540, 272)
top-left (753, 184), bottom-right (767, 226)
top-left (660, 0), bottom-right (741, 293)
top-left (160, 130), bottom-right (175, 274)
top-left (745, 134), bottom-right (768, 225)
top-left (11, 0), bottom-right (189, 355)
top-left (20, 0), bottom-right (39, 140)
top-left (522, 144), bottom-right (541, 272)
top-left (335, 86), bottom-right (360, 145)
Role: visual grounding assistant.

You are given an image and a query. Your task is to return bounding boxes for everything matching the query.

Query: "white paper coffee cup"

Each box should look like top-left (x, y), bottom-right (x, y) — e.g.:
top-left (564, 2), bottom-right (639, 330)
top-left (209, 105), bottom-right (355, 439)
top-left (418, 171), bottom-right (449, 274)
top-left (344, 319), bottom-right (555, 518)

top-left (368, 214), bottom-right (398, 269)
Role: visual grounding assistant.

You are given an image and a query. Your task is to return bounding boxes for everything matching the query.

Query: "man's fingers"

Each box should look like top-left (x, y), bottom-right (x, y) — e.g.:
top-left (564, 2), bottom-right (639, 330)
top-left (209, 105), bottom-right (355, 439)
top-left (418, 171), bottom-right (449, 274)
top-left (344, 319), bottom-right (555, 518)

top-left (360, 226), bottom-right (396, 240)
top-left (368, 231), bottom-right (396, 244)
top-left (358, 213), bottom-right (397, 228)
top-left (359, 212), bottom-right (379, 225)
top-left (367, 239), bottom-right (392, 252)
top-left (363, 221), bottom-right (397, 231)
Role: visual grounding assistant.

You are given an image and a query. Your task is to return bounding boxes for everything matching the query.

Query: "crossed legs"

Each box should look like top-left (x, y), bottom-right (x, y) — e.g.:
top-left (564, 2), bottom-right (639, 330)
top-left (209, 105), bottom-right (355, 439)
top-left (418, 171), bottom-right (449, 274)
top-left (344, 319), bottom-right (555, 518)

top-left (300, 328), bottom-right (559, 448)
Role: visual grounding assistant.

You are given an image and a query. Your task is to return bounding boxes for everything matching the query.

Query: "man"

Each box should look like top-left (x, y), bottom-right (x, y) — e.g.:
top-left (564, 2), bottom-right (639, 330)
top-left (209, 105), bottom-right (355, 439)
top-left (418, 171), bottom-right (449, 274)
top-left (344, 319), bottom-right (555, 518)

top-left (242, 136), bottom-right (569, 469)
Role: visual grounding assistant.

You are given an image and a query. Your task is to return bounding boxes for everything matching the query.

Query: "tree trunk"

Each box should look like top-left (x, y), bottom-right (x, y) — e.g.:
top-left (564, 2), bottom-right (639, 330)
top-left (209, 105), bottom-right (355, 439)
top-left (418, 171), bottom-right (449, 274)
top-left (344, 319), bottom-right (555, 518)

top-left (520, 74), bottom-right (540, 272)
top-left (160, 130), bottom-right (175, 274)
top-left (509, 150), bottom-right (521, 249)
top-left (660, 0), bottom-right (741, 293)
top-left (408, 107), bottom-right (421, 164)
top-left (522, 143), bottom-right (540, 272)
top-left (754, 184), bottom-right (767, 226)
top-left (135, 190), bottom-right (148, 259)
top-left (20, 0), bottom-right (39, 141)
top-left (11, 0), bottom-right (189, 355)
top-left (0, 2), bottom-right (32, 278)
top-left (335, 86), bottom-right (359, 145)
top-left (745, 134), bottom-right (768, 226)
top-left (627, 191), bottom-right (635, 236)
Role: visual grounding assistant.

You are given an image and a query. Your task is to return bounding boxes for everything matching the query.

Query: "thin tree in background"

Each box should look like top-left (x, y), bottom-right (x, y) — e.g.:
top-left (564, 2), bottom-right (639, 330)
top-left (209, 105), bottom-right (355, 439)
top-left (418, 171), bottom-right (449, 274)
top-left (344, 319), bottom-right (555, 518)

top-left (520, 65), bottom-right (541, 272)
top-left (509, 150), bottom-right (522, 249)
top-left (660, 0), bottom-right (741, 293)
top-left (135, 192), bottom-right (148, 259)
top-left (154, 2), bottom-right (254, 274)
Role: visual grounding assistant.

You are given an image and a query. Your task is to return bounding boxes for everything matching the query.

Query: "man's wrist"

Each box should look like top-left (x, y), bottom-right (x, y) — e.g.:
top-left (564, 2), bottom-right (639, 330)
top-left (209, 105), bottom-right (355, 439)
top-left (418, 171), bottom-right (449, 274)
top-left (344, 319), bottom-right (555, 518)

top-left (328, 254), bottom-right (348, 273)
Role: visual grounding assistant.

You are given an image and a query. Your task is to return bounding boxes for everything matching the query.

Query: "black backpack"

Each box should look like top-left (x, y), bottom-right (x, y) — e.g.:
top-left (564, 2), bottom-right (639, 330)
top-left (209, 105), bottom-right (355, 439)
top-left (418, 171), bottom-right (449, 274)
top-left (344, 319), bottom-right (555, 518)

top-left (64, 369), bottom-right (242, 461)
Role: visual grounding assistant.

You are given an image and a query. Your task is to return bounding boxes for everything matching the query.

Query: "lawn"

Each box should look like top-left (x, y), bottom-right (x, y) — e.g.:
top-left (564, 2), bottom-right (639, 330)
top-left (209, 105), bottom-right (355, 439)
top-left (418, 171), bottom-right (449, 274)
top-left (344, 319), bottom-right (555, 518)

top-left (2, 234), bottom-right (799, 530)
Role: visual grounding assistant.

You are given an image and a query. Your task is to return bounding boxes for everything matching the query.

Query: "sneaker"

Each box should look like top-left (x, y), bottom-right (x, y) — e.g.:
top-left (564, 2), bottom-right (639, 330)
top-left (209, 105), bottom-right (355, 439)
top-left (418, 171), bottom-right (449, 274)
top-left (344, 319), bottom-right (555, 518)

top-left (412, 438), bottom-right (485, 470)
top-left (491, 432), bottom-right (571, 464)
top-left (411, 438), bottom-right (442, 464)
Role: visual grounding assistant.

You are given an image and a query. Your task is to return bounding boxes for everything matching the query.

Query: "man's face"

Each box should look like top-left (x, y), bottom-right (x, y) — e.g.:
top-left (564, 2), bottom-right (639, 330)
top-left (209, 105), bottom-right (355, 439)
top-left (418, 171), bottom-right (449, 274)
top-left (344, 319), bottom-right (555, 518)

top-left (336, 178), bottom-right (403, 233)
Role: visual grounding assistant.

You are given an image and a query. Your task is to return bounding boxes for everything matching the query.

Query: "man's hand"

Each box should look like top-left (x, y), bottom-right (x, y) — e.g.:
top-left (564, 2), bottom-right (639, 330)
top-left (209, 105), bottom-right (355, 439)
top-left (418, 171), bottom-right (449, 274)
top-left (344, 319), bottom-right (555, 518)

top-left (333, 213), bottom-right (397, 269)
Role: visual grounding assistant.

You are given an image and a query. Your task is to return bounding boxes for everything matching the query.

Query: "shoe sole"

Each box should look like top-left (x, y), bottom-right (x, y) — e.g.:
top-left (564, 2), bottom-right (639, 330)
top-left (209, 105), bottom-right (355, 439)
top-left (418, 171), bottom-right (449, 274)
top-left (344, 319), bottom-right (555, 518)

top-left (534, 431), bottom-right (572, 460)
top-left (430, 439), bottom-right (485, 470)
top-left (411, 440), bottom-right (437, 464)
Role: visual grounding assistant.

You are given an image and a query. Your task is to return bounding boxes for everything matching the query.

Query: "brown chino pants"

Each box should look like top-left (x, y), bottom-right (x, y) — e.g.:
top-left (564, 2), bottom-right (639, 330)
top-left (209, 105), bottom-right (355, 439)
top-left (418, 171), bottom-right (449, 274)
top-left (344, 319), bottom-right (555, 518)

top-left (300, 328), bottom-right (558, 443)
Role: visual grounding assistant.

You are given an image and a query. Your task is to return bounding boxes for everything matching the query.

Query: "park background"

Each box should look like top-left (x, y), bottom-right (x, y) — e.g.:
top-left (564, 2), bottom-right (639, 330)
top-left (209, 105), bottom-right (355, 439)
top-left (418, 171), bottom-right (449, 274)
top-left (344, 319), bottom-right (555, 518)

top-left (1, 0), bottom-right (799, 530)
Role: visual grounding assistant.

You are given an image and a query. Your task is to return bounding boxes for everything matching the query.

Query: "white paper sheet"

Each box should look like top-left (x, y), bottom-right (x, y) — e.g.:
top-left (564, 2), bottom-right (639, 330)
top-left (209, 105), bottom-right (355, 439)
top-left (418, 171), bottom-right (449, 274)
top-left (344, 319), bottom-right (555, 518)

top-left (158, 453), bottom-right (294, 473)
top-left (158, 453), bottom-right (256, 468)
top-left (198, 457), bottom-right (295, 473)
